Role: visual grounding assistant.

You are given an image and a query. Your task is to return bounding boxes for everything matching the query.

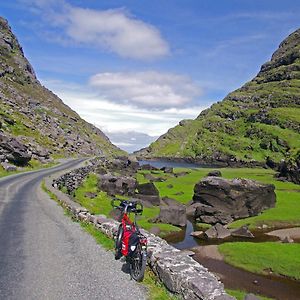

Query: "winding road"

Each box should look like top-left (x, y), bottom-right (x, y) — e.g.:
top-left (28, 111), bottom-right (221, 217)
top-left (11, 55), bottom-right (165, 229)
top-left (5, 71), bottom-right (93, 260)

top-left (0, 159), bottom-right (147, 300)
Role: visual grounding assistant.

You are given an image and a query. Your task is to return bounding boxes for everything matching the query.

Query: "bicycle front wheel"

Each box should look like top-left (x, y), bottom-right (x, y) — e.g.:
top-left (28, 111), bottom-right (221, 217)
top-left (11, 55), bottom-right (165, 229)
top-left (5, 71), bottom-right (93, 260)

top-left (115, 224), bottom-right (123, 260)
top-left (129, 244), bottom-right (147, 282)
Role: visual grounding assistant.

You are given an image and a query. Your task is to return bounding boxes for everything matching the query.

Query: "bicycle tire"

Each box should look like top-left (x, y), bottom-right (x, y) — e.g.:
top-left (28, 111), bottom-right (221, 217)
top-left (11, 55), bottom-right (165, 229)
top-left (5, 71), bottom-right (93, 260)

top-left (129, 244), bottom-right (147, 282)
top-left (115, 224), bottom-right (123, 260)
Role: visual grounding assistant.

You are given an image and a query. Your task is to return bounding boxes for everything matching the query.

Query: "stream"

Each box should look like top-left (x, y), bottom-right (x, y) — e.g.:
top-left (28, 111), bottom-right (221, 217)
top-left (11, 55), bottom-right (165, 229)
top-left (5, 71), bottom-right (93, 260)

top-left (164, 220), bottom-right (300, 300)
top-left (139, 160), bottom-right (300, 300)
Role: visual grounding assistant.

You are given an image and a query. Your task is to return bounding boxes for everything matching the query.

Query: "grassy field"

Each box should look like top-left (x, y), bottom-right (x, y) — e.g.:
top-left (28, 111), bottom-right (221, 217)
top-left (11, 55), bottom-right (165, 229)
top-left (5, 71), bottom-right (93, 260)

top-left (74, 173), bottom-right (180, 235)
top-left (73, 166), bottom-right (300, 284)
top-left (138, 167), bottom-right (300, 229)
top-left (219, 242), bottom-right (300, 280)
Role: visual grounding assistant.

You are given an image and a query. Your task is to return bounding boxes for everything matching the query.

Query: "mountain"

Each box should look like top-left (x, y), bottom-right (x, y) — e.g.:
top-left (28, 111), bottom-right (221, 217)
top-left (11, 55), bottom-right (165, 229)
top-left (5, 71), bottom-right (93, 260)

top-left (137, 29), bottom-right (300, 166)
top-left (0, 17), bottom-right (124, 166)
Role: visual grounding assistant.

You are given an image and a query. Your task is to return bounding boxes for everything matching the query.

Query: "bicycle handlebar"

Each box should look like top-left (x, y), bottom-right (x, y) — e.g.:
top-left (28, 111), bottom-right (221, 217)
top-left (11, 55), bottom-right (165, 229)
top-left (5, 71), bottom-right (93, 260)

top-left (111, 198), bottom-right (143, 214)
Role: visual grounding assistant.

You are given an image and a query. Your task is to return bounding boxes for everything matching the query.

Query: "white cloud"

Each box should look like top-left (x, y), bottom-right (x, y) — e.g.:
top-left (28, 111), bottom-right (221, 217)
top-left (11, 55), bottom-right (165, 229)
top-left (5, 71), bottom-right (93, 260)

top-left (66, 7), bottom-right (169, 60)
top-left (20, 0), bottom-right (169, 60)
top-left (89, 71), bottom-right (201, 108)
top-left (42, 78), bottom-right (207, 138)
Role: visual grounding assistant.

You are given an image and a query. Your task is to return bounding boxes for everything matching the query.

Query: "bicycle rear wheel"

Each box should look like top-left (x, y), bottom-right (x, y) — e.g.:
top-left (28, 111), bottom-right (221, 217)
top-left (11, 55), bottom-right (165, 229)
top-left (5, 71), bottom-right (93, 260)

top-left (129, 244), bottom-right (147, 282)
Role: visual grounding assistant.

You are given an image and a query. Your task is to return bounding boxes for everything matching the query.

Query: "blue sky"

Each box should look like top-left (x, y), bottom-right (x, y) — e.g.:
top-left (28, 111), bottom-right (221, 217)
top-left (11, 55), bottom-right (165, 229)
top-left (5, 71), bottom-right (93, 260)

top-left (1, 0), bottom-right (300, 152)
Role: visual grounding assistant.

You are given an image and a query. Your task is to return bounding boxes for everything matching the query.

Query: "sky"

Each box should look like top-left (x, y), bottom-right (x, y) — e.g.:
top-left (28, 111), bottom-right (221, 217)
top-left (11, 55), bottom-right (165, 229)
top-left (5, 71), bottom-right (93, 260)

top-left (1, 0), bottom-right (300, 152)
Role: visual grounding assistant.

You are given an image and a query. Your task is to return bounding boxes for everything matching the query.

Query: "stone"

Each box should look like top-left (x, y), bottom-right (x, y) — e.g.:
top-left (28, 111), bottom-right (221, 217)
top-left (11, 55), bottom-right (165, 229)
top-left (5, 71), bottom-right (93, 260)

top-left (231, 225), bottom-right (254, 238)
top-left (0, 133), bottom-right (31, 165)
top-left (84, 192), bottom-right (97, 199)
top-left (166, 184), bottom-right (174, 189)
top-left (156, 197), bottom-right (187, 227)
top-left (98, 174), bottom-right (137, 196)
top-left (160, 166), bottom-right (173, 174)
top-left (244, 293), bottom-right (260, 300)
top-left (190, 231), bottom-right (203, 238)
top-left (186, 202), bottom-right (203, 217)
top-left (149, 226), bottom-right (161, 235)
top-left (204, 224), bottom-right (231, 239)
top-left (281, 236), bottom-right (294, 243)
top-left (174, 171), bottom-right (190, 177)
top-left (136, 182), bottom-right (159, 195)
top-left (193, 177), bottom-right (276, 224)
top-left (207, 170), bottom-right (222, 177)
top-left (1, 161), bottom-right (17, 171)
top-left (136, 182), bottom-right (160, 206)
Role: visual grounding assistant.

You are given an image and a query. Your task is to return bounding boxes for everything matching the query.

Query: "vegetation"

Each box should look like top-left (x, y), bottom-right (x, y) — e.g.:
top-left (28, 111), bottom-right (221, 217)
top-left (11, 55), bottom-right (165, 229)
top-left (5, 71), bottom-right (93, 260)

top-left (0, 159), bottom-right (58, 178)
top-left (42, 180), bottom-right (178, 300)
top-left (80, 222), bottom-right (115, 250)
top-left (226, 289), bottom-right (273, 300)
top-left (219, 242), bottom-right (300, 280)
top-left (137, 29), bottom-right (300, 164)
top-left (136, 167), bottom-right (300, 229)
top-left (74, 173), bottom-right (180, 235)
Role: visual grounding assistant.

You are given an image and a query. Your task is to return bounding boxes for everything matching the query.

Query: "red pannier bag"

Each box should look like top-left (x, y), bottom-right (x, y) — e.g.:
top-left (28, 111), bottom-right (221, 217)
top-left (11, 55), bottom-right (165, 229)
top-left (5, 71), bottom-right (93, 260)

top-left (121, 223), bottom-right (136, 256)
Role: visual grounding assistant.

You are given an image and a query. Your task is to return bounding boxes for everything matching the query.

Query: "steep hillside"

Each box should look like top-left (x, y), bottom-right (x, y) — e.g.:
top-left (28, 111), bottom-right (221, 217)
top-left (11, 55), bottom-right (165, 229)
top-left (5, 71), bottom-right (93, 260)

top-left (137, 29), bottom-right (300, 166)
top-left (0, 17), bottom-right (124, 166)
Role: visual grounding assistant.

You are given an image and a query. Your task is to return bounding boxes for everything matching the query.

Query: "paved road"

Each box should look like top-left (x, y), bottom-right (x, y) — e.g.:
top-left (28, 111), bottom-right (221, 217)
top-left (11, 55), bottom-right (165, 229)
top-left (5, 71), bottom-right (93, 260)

top-left (0, 159), bottom-right (147, 300)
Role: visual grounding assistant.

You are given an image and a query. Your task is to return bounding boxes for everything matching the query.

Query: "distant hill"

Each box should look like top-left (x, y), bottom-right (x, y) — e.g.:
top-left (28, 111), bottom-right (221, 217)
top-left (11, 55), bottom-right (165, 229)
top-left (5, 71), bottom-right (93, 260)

top-left (136, 28), bottom-right (300, 166)
top-left (0, 17), bottom-right (124, 166)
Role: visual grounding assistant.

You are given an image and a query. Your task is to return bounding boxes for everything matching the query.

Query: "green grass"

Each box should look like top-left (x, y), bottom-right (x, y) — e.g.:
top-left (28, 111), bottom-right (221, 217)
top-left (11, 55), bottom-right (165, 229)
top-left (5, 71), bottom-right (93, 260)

top-left (219, 242), bottom-right (300, 280)
top-left (73, 173), bottom-right (112, 215)
top-left (0, 159), bottom-right (58, 178)
top-left (226, 289), bottom-right (273, 300)
top-left (42, 181), bottom-right (178, 300)
top-left (137, 167), bottom-right (300, 230)
top-left (80, 222), bottom-right (114, 250)
top-left (74, 174), bottom-right (180, 235)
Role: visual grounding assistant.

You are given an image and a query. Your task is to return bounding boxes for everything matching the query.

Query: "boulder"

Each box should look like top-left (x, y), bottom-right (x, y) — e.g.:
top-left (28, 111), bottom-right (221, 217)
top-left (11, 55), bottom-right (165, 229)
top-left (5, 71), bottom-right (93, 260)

top-left (190, 231), bottom-right (203, 238)
top-left (0, 133), bottom-right (31, 165)
top-left (174, 171), bottom-right (190, 177)
top-left (136, 182), bottom-right (159, 195)
top-left (98, 174), bottom-right (137, 196)
top-left (186, 202), bottom-right (203, 217)
top-left (207, 170), bottom-right (222, 177)
top-left (149, 226), bottom-right (161, 235)
top-left (204, 224), bottom-right (231, 239)
top-left (160, 166), bottom-right (173, 174)
top-left (136, 182), bottom-right (160, 206)
top-left (244, 294), bottom-right (260, 300)
top-left (193, 177), bottom-right (276, 224)
top-left (156, 197), bottom-right (187, 227)
top-left (1, 161), bottom-right (17, 171)
top-left (231, 225), bottom-right (254, 238)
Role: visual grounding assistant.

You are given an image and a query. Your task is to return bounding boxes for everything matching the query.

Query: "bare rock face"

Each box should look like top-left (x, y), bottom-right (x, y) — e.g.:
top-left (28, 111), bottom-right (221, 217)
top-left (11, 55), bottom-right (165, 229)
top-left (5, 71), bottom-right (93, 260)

top-left (0, 133), bottom-right (31, 165)
top-left (193, 176), bottom-right (276, 224)
top-left (156, 197), bottom-right (187, 227)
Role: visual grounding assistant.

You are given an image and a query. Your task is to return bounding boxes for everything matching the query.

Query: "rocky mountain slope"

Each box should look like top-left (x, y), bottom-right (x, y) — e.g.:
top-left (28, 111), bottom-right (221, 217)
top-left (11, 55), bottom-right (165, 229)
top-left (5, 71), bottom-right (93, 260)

top-left (137, 28), bottom-right (300, 167)
top-left (0, 17), bottom-right (123, 166)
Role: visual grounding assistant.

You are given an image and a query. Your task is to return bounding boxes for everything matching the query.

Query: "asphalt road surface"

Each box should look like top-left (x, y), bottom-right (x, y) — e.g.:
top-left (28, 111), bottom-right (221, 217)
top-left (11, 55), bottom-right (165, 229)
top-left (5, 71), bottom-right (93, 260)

top-left (0, 159), bottom-right (147, 300)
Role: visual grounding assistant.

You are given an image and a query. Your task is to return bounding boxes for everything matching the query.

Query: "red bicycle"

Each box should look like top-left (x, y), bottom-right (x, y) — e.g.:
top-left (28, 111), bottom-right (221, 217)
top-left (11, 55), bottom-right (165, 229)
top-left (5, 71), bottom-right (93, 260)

top-left (111, 199), bottom-right (148, 282)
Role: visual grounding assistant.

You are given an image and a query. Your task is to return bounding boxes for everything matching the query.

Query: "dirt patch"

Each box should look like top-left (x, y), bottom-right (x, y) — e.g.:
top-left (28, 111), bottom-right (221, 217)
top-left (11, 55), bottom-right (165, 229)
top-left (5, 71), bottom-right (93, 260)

top-left (266, 227), bottom-right (300, 239)
top-left (191, 245), bottom-right (224, 261)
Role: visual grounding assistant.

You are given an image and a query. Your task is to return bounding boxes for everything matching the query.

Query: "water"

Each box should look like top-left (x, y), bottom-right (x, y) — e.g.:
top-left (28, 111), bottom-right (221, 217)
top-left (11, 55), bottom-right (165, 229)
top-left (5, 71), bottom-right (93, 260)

top-left (138, 159), bottom-right (218, 169)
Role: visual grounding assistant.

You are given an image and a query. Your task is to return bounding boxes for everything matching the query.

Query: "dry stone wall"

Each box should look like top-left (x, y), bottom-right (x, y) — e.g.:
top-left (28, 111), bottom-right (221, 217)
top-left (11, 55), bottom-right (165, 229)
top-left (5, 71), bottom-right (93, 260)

top-left (44, 168), bottom-right (235, 300)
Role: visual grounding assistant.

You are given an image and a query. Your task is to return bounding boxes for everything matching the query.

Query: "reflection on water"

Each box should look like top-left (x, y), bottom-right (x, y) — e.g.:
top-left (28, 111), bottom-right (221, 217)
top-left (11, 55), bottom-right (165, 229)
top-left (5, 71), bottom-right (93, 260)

top-left (164, 219), bottom-right (280, 249)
